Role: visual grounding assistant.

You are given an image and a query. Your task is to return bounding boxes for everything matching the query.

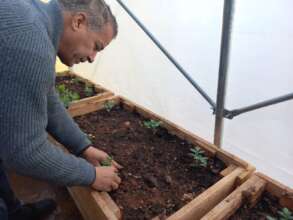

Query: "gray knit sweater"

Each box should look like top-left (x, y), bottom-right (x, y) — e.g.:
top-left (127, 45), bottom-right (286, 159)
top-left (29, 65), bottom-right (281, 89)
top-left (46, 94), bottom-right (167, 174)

top-left (0, 0), bottom-right (96, 186)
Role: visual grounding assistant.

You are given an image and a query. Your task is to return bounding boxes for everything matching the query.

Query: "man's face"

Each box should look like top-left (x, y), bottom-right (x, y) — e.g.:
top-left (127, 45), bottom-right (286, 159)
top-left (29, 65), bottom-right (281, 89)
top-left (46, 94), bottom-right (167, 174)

top-left (58, 13), bottom-right (114, 67)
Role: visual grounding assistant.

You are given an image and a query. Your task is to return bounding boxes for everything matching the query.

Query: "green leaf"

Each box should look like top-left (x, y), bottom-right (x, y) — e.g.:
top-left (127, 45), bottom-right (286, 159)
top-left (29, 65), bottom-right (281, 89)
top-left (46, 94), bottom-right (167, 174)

top-left (143, 120), bottom-right (161, 129)
top-left (101, 156), bottom-right (113, 167)
top-left (266, 216), bottom-right (277, 220)
top-left (104, 101), bottom-right (115, 112)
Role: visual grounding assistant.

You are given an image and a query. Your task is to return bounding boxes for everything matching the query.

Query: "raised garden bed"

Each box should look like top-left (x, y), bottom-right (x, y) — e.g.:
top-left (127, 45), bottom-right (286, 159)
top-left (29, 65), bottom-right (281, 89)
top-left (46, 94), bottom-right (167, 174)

top-left (201, 173), bottom-right (293, 220)
top-left (66, 96), bottom-right (254, 220)
top-left (55, 71), bottom-right (113, 109)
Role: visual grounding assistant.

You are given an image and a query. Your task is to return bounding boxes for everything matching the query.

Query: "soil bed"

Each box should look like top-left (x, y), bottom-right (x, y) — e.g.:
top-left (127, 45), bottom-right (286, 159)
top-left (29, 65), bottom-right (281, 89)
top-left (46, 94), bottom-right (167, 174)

top-left (75, 104), bottom-right (226, 219)
top-left (230, 191), bottom-right (292, 220)
top-left (56, 75), bottom-right (103, 99)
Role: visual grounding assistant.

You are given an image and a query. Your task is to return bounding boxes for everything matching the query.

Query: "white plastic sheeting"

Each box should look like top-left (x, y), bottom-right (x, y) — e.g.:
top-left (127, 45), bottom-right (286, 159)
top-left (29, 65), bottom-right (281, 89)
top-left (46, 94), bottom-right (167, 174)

top-left (73, 0), bottom-right (293, 186)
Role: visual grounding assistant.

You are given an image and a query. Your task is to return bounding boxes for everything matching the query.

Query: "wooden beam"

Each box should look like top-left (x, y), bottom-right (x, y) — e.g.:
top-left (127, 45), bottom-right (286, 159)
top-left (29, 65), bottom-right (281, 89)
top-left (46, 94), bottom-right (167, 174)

top-left (69, 92), bottom-right (114, 110)
top-left (256, 173), bottom-right (293, 210)
top-left (69, 96), bottom-right (120, 117)
top-left (167, 168), bottom-right (244, 220)
top-left (201, 175), bottom-right (266, 220)
top-left (220, 164), bottom-right (237, 177)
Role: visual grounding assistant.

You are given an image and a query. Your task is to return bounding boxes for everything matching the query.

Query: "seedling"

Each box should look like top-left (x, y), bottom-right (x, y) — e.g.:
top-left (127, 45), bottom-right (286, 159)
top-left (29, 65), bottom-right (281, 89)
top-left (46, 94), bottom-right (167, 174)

top-left (143, 119), bottom-right (161, 129)
top-left (189, 147), bottom-right (208, 168)
top-left (56, 84), bottom-right (80, 108)
top-left (71, 77), bottom-right (82, 84)
top-left (104, 101), bottom-right (115, 112)
top-left (84, 85), bottom-right (94, 97)
top-left (101, 156), bottom-right (113, 167)
top-left (267, 208), bottom-right (293, 220)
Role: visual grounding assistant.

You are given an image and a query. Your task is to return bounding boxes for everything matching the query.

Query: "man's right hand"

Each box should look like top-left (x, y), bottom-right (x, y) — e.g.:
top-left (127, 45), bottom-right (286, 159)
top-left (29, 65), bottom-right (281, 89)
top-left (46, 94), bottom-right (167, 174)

top-left (91, 166), bottom-right (121, 192)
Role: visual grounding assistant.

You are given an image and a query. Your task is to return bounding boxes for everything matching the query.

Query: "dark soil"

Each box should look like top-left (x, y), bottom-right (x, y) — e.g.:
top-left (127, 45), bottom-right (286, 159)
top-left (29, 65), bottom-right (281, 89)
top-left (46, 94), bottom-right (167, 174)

top-left (55, 75), bottom-right (103, 99)
top-left (229, 191), bottom-right (291, 220)
top-left (75, 104), bottom-right (226, 220)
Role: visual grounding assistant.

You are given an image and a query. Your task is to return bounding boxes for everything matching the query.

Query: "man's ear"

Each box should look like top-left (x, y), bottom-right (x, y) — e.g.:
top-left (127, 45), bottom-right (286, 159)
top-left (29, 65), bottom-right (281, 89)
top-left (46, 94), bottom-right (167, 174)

top-left (71, 12), bottom-right (88, 31)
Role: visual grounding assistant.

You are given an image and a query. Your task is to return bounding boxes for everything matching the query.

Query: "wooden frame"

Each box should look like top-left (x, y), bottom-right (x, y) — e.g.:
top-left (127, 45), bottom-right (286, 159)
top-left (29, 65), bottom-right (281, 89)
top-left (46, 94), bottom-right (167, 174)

top-left (56, 71), bottom-right (114, 110)
top-left (67, 95), bottom-right (255, 220)
top-left (201, 173), bottom-right (293, 220)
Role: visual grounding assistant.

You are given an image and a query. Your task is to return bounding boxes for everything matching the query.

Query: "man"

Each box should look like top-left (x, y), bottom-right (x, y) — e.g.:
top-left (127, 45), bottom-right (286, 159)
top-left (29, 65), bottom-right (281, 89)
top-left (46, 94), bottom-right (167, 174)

top-left (0, 0), bottom-right (121, 219)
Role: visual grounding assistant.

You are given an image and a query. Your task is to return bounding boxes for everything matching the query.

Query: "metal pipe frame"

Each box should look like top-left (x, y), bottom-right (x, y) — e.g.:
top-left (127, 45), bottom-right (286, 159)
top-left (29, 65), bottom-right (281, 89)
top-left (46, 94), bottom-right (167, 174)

top-left (115, 0), bottom-right (293, 146)
top-left (225, 92), bottom-right (293, 119)
top-left (214, 0), bottom-right (235, 147)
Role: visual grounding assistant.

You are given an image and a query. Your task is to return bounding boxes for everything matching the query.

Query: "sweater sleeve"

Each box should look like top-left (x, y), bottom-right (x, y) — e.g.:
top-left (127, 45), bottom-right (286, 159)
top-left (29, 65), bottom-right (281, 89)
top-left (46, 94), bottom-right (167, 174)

top-left (47, 87), bottom-right (92, 156)
top-left (0, 32), bottom-right (95, 186)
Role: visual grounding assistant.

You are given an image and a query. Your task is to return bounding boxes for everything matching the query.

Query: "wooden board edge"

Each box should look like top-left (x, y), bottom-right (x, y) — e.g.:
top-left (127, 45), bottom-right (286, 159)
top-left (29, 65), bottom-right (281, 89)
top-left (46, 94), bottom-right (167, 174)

top-left (167, 167), bottom-right (244, 220)
top-left (201, 174), bottom-right (267, 220)
top-left (69, 96), bottom-right (121, 117)
top-left (256, 172), bottom-right (293, 210)
top-left (68, 187), bottom-right (109, 220)
top-left (69, 92), bottom-right (114, 109)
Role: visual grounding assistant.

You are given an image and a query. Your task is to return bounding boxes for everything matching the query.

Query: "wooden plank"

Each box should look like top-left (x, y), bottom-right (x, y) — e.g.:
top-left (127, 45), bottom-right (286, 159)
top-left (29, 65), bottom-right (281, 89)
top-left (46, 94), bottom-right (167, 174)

top-left (69, 96), bottom-right (120, 117)
top-left (167, 168), bottom-right (244, 220)
top-left (201, 175), bottom-right (266, 220)
top-left (97, 192), bottom-right (122, 219)
top-left (69, 92), bottom-right (113, 110)
top-left (256, 173), bottom-right (293, 210)
top-left (68, 187), bottom-right (109, 220)
top-left (220, 164), bottom-right (237, 177)
top-left (237, 164), bottom-right (255, 184)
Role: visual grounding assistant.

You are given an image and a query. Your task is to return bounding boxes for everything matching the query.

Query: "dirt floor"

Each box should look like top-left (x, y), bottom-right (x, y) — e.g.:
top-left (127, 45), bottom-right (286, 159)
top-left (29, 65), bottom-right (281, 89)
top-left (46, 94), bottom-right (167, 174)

top-left (75, 104), bottom-right (226, 219)
top-left (229, 191), bottom-right (291, 220)
top-left (9, 173), bottom-right (83, 220)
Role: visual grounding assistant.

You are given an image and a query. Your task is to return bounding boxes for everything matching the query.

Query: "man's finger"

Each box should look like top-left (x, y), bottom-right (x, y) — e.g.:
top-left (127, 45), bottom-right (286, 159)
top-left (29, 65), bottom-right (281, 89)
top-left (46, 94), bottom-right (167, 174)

top-left (114, 174), bottom-right (121, 184)
top-left (112, 160), bottom-right (123, 169)
top-left (111, 182), bottom-right (119, 190)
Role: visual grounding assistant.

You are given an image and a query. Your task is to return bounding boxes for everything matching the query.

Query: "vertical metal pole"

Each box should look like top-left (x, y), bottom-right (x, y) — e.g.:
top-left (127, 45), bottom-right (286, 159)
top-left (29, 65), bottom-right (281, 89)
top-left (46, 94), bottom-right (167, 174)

top-left (214, 0), bottom-right (235, 147)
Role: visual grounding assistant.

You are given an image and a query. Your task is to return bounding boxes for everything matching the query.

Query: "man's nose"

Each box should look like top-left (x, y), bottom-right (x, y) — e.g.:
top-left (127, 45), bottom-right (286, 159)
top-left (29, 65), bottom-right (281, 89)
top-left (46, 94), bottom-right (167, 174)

top-left (88, 51), bottom-right (97, 63)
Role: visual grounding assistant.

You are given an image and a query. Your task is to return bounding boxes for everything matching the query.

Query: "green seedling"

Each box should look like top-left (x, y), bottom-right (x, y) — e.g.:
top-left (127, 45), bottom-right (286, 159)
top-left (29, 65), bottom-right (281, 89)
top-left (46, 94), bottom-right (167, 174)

top-left (104, 101), bottom-right (115, 112)
top-left (189, 147), bottom-right (208, 168)
top-left (143, 119), bottom-right (161, 129)
top-left (266, 208), bottom-right (293, 220)
top-left (84, 85), bottom-right (94, 97)
top-left (278, 208), bottom-right (293, 220)
top-left (71, 77), bottom-right (82, 84)
top-left (101, 156), bottom-right (113, 167)
top-left (56, 84), bottom-right (80, 108)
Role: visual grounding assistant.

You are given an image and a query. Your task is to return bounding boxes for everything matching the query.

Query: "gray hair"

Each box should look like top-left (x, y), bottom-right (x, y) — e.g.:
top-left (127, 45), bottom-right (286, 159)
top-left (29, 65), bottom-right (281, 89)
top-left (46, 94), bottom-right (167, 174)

top-left (58, 0), bottom-right (118, 38)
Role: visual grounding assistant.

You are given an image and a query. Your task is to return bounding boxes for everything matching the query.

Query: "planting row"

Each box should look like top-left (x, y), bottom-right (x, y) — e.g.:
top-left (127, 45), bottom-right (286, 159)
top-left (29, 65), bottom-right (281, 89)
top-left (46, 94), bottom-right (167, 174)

top-left (55, 71), bottom-right (113, 108)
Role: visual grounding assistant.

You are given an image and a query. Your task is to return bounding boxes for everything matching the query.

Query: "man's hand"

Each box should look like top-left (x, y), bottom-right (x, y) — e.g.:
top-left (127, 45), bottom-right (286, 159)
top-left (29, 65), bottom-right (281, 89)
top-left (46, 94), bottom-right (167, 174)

top-left (82, 146), bottom-right (122, 169)
top-left (91, 166), bottom-right (121, 192)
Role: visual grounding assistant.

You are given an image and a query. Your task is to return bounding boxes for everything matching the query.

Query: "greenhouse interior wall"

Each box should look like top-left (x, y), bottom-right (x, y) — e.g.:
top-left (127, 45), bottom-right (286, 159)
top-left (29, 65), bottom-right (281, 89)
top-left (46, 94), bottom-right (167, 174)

top-left (72, 0), bottom-right (293, 186)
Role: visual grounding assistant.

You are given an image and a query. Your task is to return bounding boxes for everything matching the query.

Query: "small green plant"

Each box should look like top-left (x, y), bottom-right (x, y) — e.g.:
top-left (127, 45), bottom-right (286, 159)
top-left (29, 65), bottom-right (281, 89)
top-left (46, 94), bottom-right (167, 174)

top-left (143, 119), bottom-right (161, 129)
top-left (101, 156), bottom-right (113, 167)
top-left (267, 208), bottom-right (293, 220)
top-left (189, 147), bottom-right (208, 168)
top-left (84, 85), bottom-right (94, 97)
top-left (104, 101), bottom-right (115, 112)
top-left (56, 84), bottom-right (80, 108)
top-left (71, 77), bottom-right (82, 84)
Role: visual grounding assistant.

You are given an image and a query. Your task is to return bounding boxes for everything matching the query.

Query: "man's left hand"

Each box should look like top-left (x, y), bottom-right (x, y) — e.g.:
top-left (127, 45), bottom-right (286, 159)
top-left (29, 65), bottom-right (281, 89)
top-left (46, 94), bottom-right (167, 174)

top-left (82, 146), bottom-right (122, 169)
